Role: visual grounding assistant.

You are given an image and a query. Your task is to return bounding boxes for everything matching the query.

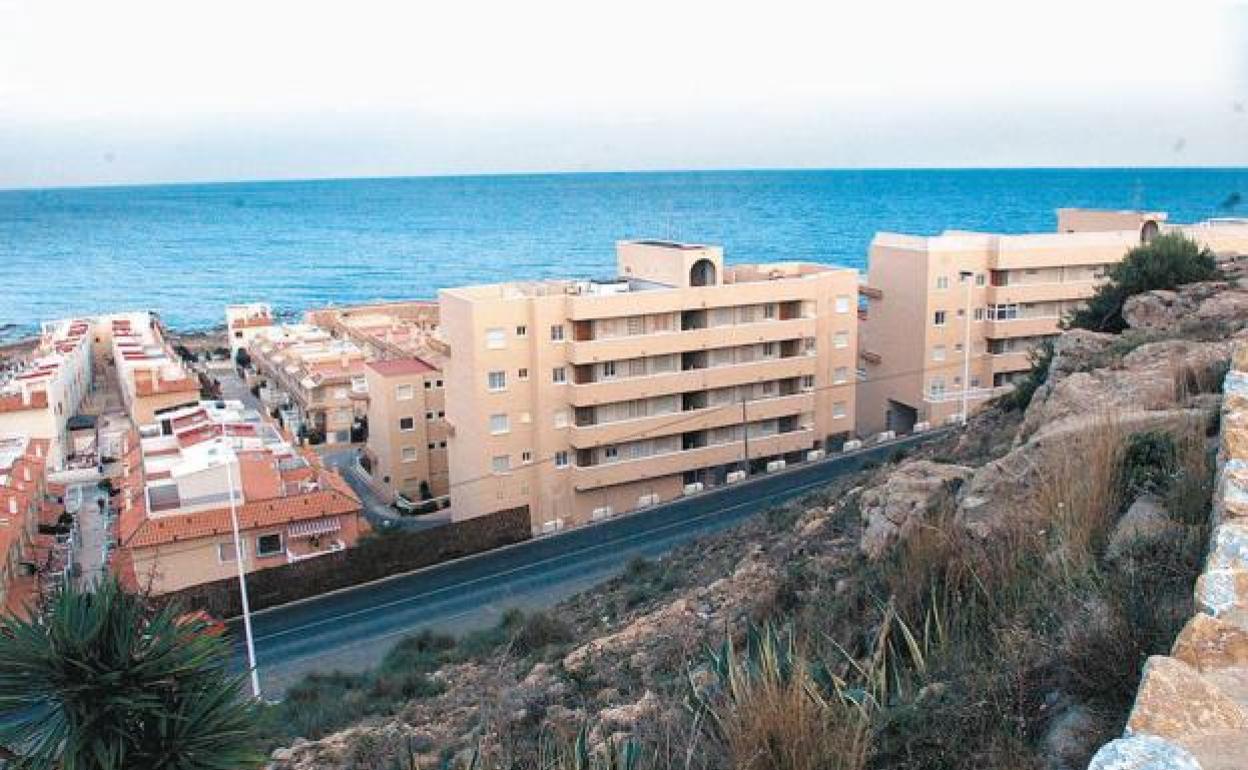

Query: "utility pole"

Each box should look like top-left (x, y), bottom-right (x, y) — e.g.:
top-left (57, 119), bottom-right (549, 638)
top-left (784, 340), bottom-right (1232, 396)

top-left (740, 394), bottom-right (750, 473)
top-left (959, 270), bottom-right (975, 426)
top-left (224, 445), bottom-right (262, 699)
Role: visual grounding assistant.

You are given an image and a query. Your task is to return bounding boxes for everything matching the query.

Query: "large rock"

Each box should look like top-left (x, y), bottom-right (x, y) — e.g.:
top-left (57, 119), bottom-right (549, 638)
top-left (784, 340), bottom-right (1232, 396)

top-left (1087, 735), bottom-right (1202, 770)
top-left (1206, 523), bottom-right (1248, 572)
top-left (1171, 613), bottom-right (1248, 673)
top-left (1123, 280), bottom-right (1248, 335)
top-left (1107, 496), bottom-right (1182, 563)
top-left (1020, 339), bottom-right (1232, 442)
top-left (1125, 656), bottom-right (1248, 742)
top-left (1195, 570), bottom-right (1248, 624)
top-left (858, 460), bottom-right (972, 560)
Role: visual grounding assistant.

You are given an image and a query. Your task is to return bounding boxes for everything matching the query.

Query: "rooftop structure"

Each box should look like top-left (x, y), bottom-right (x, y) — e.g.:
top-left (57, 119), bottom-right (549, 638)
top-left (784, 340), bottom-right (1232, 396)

top-left (439, 239), bottom-right (859, 533)
top-left (244, 324), bottom-right (369, 444)
top-left (226, 302), bottom-right (275, 357)
top-left (114, 400), bottom-right (366, 594)
top-left (0, 318), bottom-right (94, 467)
top-left (0, 435), bottom-right (60, 618)
top-left (857, 209), bottom-right (1248, 434)
top-left (105, 311), bottom-right (201, 426)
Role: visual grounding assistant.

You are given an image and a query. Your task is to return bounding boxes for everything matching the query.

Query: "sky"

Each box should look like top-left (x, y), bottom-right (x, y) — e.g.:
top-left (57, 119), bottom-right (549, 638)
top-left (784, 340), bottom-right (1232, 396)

top-left (1, 0), bottom-right (1246, 189)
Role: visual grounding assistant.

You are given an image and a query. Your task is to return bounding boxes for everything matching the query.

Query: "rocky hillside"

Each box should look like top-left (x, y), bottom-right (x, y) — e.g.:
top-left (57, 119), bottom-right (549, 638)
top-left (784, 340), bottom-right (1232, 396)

top-left (268, 263), bottom-right (1248, 770)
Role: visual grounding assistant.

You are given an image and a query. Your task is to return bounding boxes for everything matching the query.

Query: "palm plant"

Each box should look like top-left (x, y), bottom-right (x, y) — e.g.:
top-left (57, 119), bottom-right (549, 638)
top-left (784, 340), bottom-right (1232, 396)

top-left (0, 577), bottom-right (263, 770)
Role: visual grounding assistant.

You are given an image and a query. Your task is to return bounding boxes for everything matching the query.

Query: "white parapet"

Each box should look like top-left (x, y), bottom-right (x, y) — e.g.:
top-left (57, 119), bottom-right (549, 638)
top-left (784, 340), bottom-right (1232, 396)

top-left (682, 482), bottom-right (704, 496)
top-left (806, 449), bottom-right (826, 462)
top-left (765, 459), bottom-right (786, 473)
top-left (726, 470), bottom-right (747, 484)
top-left (842, 439), bottom-right (863, 452)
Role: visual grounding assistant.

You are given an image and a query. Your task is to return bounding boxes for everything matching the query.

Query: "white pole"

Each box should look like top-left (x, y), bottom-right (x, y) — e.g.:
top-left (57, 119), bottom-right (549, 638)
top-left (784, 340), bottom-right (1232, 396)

top-left (960, 271), bottom-right (973, 426)
top-left (224, 445), bottom-right (262, 699)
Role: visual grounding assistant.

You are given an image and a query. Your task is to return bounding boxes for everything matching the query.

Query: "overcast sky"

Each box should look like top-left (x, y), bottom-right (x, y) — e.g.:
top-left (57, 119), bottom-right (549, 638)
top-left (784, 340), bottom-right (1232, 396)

top-left (1, 0), bottom-right (1246, 189)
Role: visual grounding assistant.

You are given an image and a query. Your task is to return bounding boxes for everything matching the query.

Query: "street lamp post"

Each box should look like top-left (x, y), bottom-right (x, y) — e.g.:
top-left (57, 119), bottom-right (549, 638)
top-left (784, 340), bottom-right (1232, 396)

top-left (223, 445), bottom-right (262, 699)
top-left (959, 270), bottom-right (974, 426)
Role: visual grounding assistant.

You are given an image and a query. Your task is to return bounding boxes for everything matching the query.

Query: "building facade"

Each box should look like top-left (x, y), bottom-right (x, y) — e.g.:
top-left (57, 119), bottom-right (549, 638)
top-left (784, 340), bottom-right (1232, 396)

top-left (0, 436), bottom-right (54, 617)
top-left (440, 240), bottom-right (859, 533)
top-left (0, 319), bottom-right (93, 468)
top-left (225, 303), bottom-right (275, 358)
top-left (361, 358), bottom-right (450, 506)
top-left (857, 209), bottom-right (1248, 434)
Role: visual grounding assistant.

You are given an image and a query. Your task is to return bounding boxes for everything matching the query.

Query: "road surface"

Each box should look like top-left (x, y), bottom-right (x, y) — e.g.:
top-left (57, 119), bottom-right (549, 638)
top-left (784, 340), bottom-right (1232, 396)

top-left (236, 431), bottom-right (944, 694)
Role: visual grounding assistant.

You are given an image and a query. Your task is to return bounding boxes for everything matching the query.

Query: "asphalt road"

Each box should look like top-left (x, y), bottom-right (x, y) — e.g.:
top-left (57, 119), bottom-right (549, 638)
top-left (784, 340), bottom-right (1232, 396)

top-left (235, 431), bottom-right (946, 695)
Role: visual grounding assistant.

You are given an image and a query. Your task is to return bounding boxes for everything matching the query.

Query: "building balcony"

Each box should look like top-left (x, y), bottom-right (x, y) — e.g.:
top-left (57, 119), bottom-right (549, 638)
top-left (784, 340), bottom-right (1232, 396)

top-left (571, 427), bottom-right (816, 491)
top-left (985, 280), bottom-right (1097, 305)
top-left (567, 355), bottom-right (816, 407)
top-left (923, 385), bottom-right (1013, 405)
top-left (983, 316), bottom-right (1061, 339)
top-left (564, 281), bottom-right (826, 321)
top-left (568, 392), bottom-right (814, 449)
top-left (285, 538), bottom-right (346, 563)
top-left (987, 350), bottom-right (1035, 373)
top-left (566, 317), bottom-right (816, 366)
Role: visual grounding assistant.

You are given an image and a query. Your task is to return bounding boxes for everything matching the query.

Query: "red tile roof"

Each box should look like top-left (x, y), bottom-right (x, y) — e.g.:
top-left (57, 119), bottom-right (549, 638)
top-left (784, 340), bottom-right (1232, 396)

top-left (120, 480), bottom-right (361, 549)
top-left (366, 357), bottom-right (439, 377)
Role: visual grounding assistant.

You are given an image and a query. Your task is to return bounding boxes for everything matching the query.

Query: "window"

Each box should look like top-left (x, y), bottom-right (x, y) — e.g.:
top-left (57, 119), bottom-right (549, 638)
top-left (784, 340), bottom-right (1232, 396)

top-left (604, 446), bottom-right (619, 461)
top-left (437, 410), bottom-right (444, 418)
top-left (555, 450), bottom-right (570, 468)
top-left (833, 366), bottom-right (849, 384)
top-left (439, 441), bottom-right (446, 448)
top-left (956, 308), bottom-right (965, 317)
top-left (835, 295), bottom-right (851, 314)
top-left (602, 361), bottom-right (617, 378)
top-left (833, 331), bottom-right (849, 349)
top-left (424, 381), bottom-right (432, 389)
top-left (428, 442), bottom-right (435, 450)
top-left (492, 455), bottom-right (511, 474)
top-left (833, 401), bottom-right (847, 419)
top-left (256, 533), bottom-right (283, 558)
top-left (554, 410), bottom-right (569, 428)
top-left (515, 325), bottom-right (528, 337)
top-left (487, 371), bottom-right (506, 391)
top-left (954, 343), bottom-right (964, 353)
top-left (763, 342), bottom-right (778, 358)
top-left (396, 384), bottom-right (414, 401)
top-left (934, 311), bottom-right (947, 326)
top-left (550, 324), bottom-right (565, 342)
top-left (401, 446), bottom-right (418, 462)
top-left (425, 411), bottom-right (434, 420)
top-left (764, 303), bottom-right (777, 319)
top-left (435, 379), bottom-right (443, 388)
top-left (975, 273), bottom-right (986, 287)
top-left (518, 367), bottom-right (529, 380)
top-left (801, 374), bottom-right (815, 391)
top-left (627, 316), bottom-right (645, 335)
top-left (929, 378), bottom-right (946, 397)
top-left (399, 417), bottom-right (415, 432)
top-left (935, 276), bottom-right (949, 290)
top-left (973, 308), bottom-right (985, 322)
top-left (522, 450), bottom-right (532, 463)
top-left (552, 366), bottom-right (567, 384)
top-left (971, 376), bottom-right (982, 388)
top-left (932, 345), bottom-right (947, 362)
top-left (490, 413), bottom-right (510, 434)
top-left (485, 328), bottom-right (506, 349)
top-left (217, 543), bottom-right (237, 563)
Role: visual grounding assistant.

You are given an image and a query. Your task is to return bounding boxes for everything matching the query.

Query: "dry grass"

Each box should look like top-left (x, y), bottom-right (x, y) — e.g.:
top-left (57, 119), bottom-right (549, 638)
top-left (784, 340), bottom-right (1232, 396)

top-left (1031, 414), bottom-right (1127, 572)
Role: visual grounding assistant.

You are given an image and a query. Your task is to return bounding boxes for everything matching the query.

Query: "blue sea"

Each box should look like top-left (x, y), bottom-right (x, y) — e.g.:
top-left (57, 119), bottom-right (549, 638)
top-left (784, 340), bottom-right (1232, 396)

top-left (2, 168), bottom-right (1246, 342)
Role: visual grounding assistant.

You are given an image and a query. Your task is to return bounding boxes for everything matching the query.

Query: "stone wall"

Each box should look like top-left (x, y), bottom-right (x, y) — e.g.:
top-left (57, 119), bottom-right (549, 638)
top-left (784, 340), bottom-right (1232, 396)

top-left (156, 505), bottom-right (530, 618)
top-left (1088, 345), bottom-right (1248, 770)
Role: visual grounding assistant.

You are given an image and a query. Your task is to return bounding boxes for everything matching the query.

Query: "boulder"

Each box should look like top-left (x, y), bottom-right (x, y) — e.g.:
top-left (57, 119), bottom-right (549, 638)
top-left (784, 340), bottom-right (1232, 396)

top-left (1195, 570), bottom-right (1248, 624)
top-left (858, 460), bottom-right (972, 560)
top-left (1122, 281), bottom-right (1248, 335)
top-left (1107, 496), bottom-right (1181, 562)
top-left (1171, 613), bottom-right (1248, 673)
top-left (1206, 522), bottom-right (1248, 572)
top-left (1087, 735), bottom-right (1202, 770)
top-left (1125, 656), bottom-right (1248, 742)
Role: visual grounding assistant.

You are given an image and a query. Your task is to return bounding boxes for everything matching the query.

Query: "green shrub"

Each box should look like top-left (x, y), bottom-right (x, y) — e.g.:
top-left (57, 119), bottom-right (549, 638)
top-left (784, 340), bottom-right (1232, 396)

top-left (999, 338), bottom-right (1054, 412)
top-left (1069, 234), bottom-right (1221, 333)
top-left (1121, 431), bottom-right (1178, 499)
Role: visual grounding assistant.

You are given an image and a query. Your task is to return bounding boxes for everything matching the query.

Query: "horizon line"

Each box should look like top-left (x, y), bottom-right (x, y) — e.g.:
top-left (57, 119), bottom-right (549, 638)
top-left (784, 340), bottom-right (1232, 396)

top-left (4, 162), bottom-right (1248, 194)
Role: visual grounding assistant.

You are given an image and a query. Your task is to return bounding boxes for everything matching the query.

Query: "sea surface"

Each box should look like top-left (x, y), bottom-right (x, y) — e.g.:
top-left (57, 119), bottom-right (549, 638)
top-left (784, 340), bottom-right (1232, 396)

top-left (2, 168), bottom-right (1246, 342)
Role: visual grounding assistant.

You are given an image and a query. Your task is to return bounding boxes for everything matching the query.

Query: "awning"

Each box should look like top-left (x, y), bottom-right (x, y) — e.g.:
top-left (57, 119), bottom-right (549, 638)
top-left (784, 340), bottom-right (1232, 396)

top-left (287, 516), bottom-right (341, 539)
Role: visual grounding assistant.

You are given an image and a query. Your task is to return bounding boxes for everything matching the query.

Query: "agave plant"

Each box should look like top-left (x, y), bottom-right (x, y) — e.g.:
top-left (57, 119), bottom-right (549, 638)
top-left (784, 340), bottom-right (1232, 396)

top-left (0, 577), bottom-right (264, 770)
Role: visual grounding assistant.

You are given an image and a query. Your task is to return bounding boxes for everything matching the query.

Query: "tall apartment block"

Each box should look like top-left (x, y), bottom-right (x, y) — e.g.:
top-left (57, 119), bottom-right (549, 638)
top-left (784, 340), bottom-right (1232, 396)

top-left (440, 240), bottom-right (859, 533)
top-left (857, 209), bottom-right (1248, 434)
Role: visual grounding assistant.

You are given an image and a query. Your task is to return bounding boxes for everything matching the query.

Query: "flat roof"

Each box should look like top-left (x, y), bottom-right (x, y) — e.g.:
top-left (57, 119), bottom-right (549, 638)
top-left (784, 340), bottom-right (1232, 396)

top-left (365, 357), bottom-right (438, 377)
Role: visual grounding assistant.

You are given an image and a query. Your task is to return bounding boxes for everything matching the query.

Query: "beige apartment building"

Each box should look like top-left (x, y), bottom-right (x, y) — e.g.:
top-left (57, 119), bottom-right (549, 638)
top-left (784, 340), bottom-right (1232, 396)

top-left (857, 209), bottom-right (1248, 434)
top-left (440, 240), bottom-right (859, 533)
top-left (225, 303), bottom-right (275, 358)
top-left (0, 319), bottom-right (93, 468)
top-left (245, 325), bottom-right (368, 444)
top-left (361, 357), bottom-right (450, 506)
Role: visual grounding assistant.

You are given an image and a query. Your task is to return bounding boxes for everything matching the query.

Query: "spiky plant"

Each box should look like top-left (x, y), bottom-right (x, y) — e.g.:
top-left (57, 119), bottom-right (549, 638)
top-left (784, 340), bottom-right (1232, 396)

top-left (0, 577), bottom-right (263, 770)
